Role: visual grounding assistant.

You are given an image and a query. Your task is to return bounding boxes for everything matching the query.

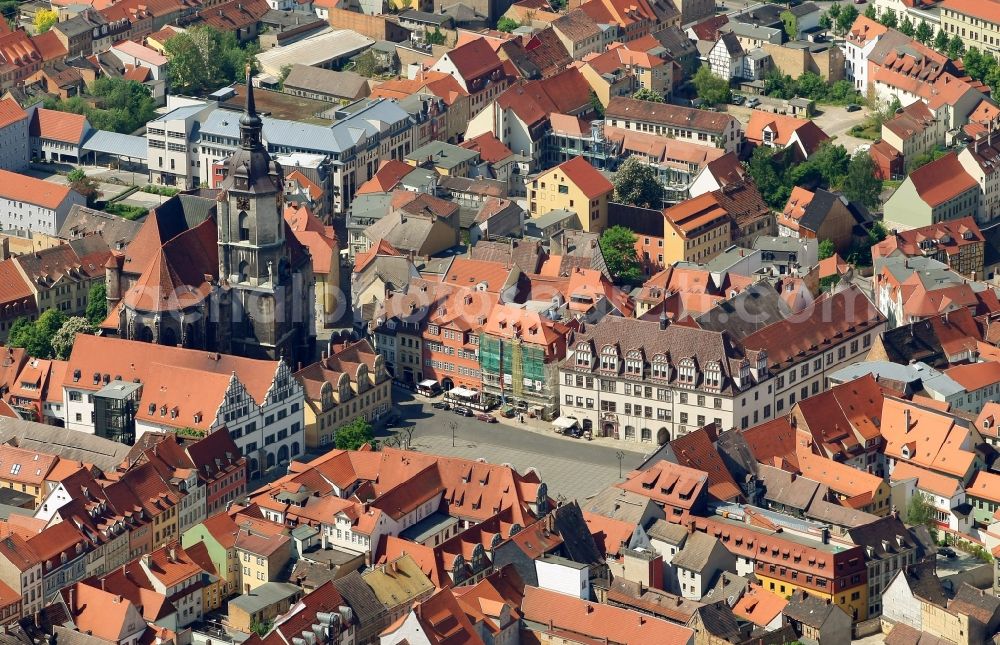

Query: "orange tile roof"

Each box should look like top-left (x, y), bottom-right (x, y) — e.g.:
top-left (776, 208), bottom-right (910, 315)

top-left (0, 97), bottom-right (25, 129)
top-left (945, 361), bottom-right (1000, 391)
top-left (29, 108), bottom-right (87, 144)
top-left (847, 15), bottom-right (887, 46)
top-left (890, 460), bottom-right (961, 498)
top-left (796, 450), bottom-right (883, 500)
top-left (0, 169), bottom-right (74, 210)
top-left (520, 586), bottom-right (695, 644)
top-left (460, 132), bottom-right (513, 164)
top-left (616, 460), bottom-right (707, 511)
top-left (733, 585), bottom-right (788, 628)
top-left (441, 257), bottom-right (512, 294)
top-left (0, 259), bottom-right (34, 306)
top-left (664, 193), bottom-right (729, 236)
top-left (356, 159), bottom-right (414, 195)
top-left (583, 511), bottom-right (635, 557)
top-left (880, 397), bottom-right (976, 478)
top-left (967, 470), bottom-right (1000, 504)
top-left (909, 152), bottom-right (978, 207)
top-left (941, 0), bottom-right (1000, 23)
top-left (142, 543), bottom-right (201, 587)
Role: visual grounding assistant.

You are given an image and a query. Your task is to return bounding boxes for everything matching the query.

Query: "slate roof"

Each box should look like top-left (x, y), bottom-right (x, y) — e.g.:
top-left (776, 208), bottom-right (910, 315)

top-left (282, 65), bottom-right (369, 99)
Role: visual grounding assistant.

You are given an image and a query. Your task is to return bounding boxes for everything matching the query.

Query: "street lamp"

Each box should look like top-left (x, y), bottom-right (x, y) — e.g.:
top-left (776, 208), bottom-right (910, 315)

top-left (616, 450), bottom-right (625, 479)
top-left (449, 420), bottom-right (458, 447)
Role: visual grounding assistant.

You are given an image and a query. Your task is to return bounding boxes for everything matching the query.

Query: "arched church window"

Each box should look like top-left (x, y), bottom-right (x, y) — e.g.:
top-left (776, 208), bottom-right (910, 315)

top-left (238, 211), bottom-right (250, 242)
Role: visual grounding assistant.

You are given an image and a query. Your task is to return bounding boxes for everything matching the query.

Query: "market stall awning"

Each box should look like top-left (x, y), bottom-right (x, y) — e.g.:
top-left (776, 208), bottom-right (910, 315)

top-left (448, 387), bottom-right (479, 398)
top-left (552, 416), bottom-right (578, 430)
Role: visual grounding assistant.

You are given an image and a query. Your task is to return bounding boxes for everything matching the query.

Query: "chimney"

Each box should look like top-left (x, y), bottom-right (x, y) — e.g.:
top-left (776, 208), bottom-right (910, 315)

top-left (904, 407), bottom-right (911, 432)
top-left (168, 547), bottom-right (176, 562)
top-left (68, 588), bottom-right (75, 614)
top-left (659, 312), bottom-right (668, 330)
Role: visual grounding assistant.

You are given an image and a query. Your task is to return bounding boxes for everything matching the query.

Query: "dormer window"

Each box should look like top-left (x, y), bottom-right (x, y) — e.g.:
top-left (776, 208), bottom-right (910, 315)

top-left (600, 345), bottom-right (618, 371)
top-left (679, 359), bottom-right (696, 383)
top-left (705, 362), bottom-right (722, 388)
top-left (575, 342), bottom-right (592, 367)
top-left (625, 350), bottom-right (643, 376)
top-left (652, 355), bottom-right (669, 380)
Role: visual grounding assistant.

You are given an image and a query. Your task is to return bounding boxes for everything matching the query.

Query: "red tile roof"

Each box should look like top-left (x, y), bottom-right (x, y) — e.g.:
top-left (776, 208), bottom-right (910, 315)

top-left (520, 586), bottom-right (695, 644)
top-left (616, 460), bottom-right (707, 511)
top-left (547, 156), bottom-right (613, 199)
top-left (668, 425), bottom-right (742, 502)
top-left (0, 97), bottom-right (26, 129)
top-left (29, 108), bottom-right (87, 144)
top-left (0, 169), bottom-right (75, 210)
top-left (461, 132), bottom-right (513, 163)
top-left (909, 152), bottom-right (979, 207)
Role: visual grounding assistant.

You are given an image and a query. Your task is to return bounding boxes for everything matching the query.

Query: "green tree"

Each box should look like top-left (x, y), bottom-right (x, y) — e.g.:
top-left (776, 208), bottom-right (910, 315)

top-left (780, 10), bottom-right (798, 39)
top-left (864, 4), bottom-right (877, 20)
top-left (899, 15), bottom-right (915, 37)
top-left (879, 7), bottom-right (897, 28)
top-left (842, 153), bottom-right (882, 209)
top-left (8, 309), bottom-right (67, 358)
top-left (796, 72), bottom-right (827, 100)
top-left (51, 317), bottom-right (95, 360)
top-left (250, 619), bottom-right (273, 637)
top-left (7, 318), bottom-right (33, 350)
top-left (353, 50), bottom-right (384, 78)
top-left (934, 29), bottom-right (949, 52)
top-left (335, 418), bottom-right (374, 450)
top-left (907, 146), bottom-right (947, 173)
top-left (836, 5), bottom-right (858, 34)
top-left (425, 28), bottom-right (447, 45)
top-left (589, 90), bottom-right (604, 117)
top-left (947, 34), bottom-right (965, 60)
top-left (86, 282), bottom-right (107, 325)
top-left (613, 157), bottom-right (664, 208)
top-left (818, 239), bottom-right (836, 260)
top-left (632, 87), bottom-right (663, 102)
top-left (67, 169), bottom-right (99, 206)
top-left (906, 491), bottom-right (937, 529)
top-left (497, 17), bottom-right (519, 32)
top-left (915, 21), bottom-right (933, 45)
top-left (34, 8), bottom-right (57, 33)
top-left (819, 12), bottom-right (831, 30)
top-left (692, 65), bottom-right (731, 105)
top-left (827, 2), bottom-right (841, 20)
top-left (747, 145), bottom-right (791, 209)
top-left (599, 226), bottom-right (642, 285)
top-left (764, 69), bottom-right (797, 99)
top-left (827, 79), bottom-right (860, 104)
top-left (278, 64), bottom-right (293, 89)
top-left (163, 25), bottom-right (258, 95)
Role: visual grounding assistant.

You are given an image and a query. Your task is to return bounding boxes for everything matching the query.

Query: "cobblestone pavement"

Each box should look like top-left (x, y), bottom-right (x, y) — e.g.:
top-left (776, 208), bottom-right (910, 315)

top-left (382, 386), bottom-right (651, 501)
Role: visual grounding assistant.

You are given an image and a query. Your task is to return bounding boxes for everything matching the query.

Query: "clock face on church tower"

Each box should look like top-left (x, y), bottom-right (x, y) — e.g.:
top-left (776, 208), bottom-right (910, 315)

top-left (236, 197), bottom-right (250, 210)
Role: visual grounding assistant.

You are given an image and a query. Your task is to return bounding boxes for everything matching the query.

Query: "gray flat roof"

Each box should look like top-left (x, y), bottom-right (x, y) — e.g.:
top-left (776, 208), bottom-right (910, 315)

top-left (82, 131), bottom-right (148, 161)
top-left (229, 582), bottom-right (302, 614)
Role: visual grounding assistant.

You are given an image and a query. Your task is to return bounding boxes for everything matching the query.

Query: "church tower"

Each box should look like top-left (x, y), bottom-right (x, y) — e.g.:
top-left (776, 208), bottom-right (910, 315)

top-left (217, 69), bottom-right (314, 363)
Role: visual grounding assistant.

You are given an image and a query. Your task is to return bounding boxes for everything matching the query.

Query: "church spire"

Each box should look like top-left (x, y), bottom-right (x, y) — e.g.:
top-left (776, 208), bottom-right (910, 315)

top-left (239, 64), bottom-right (263, 149)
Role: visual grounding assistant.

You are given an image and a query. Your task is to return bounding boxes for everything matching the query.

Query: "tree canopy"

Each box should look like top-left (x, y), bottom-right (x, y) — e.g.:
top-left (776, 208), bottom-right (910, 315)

top-left (497, 17), bottom-right (519, 32)
top-left (818, 239), bottom-right (835, 260)
top-left (51, 317), bottom-right (95, 360)
top-left (67, 169), bottom-right (99, 206)
top-left (632, 87), bottom-right (664, 102)
top-left (86, 282), bottom-right (107, 326)
top-left (692, 65), bottom-right (731, 105)
top-left (915, 21), bottom-right (933, 45)
top-left (163, 25), bottom-right (259, 96)
top-left (780, 10), bottom-right (798, 39)
top-left (45, 78), bottom-right (156, 135)
top-left (599, 226), bottom-right (642, 286)
top-left (842, 152), bottom-right (883, 209)
top-left (748, 142), bottom-right (852, 209)
top-left (335, 418), bottom-right (375, 450)
top-left (34, 8), bottom-right (57, 33)
top-left (613, 157), bottom-right (664, 209)
top-left (8, 310), bottom-right (67, 359)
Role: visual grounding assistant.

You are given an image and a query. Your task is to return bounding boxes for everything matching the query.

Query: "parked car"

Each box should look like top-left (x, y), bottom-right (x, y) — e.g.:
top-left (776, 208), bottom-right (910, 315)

top-left (846, 103), bottom-right (862, 112)
top-left (938, 547), bottom-right (957, 559)
top-left (476, 413), bottom-right (498, 423)
top-left (746, 97), bottom-right (761, 108)
top-left (731, 94), bottom-right (745, 105)
top-left (454, 406), bottom-right (474, 417)
top-left (854, 0), bottom-right (865, 4)
top-left (432, 401), bottom-right (450, 410)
